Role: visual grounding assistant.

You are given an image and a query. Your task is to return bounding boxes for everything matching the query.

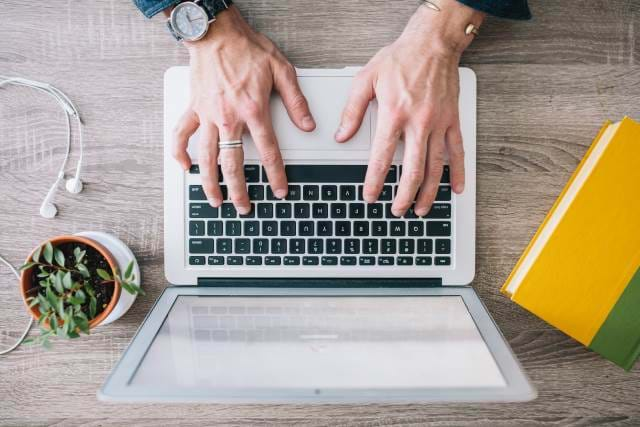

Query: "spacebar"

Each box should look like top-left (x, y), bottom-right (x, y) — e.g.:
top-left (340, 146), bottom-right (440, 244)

top-left (270, 165), bottom-right (397, 183)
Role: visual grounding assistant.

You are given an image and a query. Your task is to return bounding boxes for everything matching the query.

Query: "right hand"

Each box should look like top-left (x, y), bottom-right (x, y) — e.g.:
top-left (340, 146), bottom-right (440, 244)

top-left (172, 6), bottom-right (315, 214)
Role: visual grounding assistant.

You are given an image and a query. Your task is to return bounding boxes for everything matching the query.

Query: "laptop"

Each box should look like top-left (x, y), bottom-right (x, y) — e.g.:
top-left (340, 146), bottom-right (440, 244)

top-left (98, 66), bottom-right (536, 403)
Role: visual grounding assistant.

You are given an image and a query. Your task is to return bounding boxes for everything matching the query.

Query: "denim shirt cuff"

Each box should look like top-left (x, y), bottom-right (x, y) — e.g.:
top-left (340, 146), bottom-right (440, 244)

top-left (456, 0), bottom-right (532, 20)
top-left (135, 0), bottom-right (182, 18)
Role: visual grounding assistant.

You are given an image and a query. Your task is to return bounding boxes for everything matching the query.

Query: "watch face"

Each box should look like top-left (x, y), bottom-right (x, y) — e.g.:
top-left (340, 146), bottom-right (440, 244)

top-left (171, 2), bottom-right (209, 41)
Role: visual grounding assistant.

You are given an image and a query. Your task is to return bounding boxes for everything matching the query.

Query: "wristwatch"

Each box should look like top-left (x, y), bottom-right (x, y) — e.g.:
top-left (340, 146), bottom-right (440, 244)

top-left (167, 0), bottom-right (233, 42)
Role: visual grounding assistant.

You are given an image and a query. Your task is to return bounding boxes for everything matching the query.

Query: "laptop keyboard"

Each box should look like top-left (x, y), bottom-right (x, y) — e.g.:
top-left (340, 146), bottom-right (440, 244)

top-left (187, 164), bottom-right (453, 268)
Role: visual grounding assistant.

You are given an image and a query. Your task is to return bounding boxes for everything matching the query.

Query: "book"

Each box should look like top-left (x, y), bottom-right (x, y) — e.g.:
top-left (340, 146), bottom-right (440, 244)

top-left (501, 117), bottom-right (640, 370)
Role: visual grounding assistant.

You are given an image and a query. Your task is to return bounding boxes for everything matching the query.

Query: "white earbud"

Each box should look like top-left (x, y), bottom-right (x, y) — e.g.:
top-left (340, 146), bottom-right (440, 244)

top-left (0, 76), bottom-right (85, 218)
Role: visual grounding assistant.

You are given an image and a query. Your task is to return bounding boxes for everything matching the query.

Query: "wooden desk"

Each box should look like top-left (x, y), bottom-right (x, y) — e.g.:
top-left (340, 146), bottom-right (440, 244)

top-left (1, 1), bottom-right (639, 424)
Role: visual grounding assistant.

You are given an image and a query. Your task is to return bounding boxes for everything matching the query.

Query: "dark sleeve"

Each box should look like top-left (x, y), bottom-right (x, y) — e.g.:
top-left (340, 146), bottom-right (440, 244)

top-left (133, 0), bottom-right (181, 18)
top-left (456, 0), bottom-right (531, 20)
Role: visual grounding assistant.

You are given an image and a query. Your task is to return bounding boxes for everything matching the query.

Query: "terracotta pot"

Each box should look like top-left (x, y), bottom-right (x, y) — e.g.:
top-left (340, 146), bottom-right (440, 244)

top-left (20, 235), bottom-right (122, 329)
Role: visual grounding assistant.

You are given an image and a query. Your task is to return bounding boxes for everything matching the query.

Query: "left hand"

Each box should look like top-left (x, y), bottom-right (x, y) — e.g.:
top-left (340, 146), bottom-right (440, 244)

top-left (335, 1), bottom-right (484, 217)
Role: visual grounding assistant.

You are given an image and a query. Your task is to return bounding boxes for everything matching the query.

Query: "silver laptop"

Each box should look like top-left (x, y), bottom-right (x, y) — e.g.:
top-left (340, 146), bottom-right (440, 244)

top-left (99, 66), bottom-right (536, 403)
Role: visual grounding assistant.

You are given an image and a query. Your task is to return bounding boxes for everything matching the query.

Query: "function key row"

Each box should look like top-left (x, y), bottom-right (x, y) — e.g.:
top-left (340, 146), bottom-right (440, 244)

top-left (189, 255), bottom-right (451, 267)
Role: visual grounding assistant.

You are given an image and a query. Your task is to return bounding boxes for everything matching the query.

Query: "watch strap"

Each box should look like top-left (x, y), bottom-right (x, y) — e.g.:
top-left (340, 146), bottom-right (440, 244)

top-left (166, 20), bottom-right (183, 41)
top-left (200, 0), bottom-right (233, 20)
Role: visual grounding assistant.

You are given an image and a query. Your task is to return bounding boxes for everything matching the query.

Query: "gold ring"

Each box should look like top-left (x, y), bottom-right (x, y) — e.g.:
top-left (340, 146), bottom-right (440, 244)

top-left (465, 23), bottom-right (480, 36)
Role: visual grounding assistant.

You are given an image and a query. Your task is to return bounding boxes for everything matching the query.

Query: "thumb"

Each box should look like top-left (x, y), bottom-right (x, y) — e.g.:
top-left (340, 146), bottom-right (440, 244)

top-left (172, 108), bottom-right (199, 170)
top-left (273, 62), bottom-right (316, 132)
top-left (335, 70), bottom-right (374, 143)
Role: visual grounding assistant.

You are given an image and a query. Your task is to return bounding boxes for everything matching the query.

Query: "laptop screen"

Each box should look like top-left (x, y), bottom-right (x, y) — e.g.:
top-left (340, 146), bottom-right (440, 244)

top-left (130, 296), bottom-right (506, 390)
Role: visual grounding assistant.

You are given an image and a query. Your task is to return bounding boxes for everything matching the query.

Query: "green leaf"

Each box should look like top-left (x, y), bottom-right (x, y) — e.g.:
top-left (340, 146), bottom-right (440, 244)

top-left (89, 297), bottom-right (97, 318)
top-left (77, 263), bottom-right (90, 278)
top-left (123, 282), bottom-right (145, 296)
top-left (37, 294), bottom-right (50, 312)
top-left (27, 297), bottom-right (39, 308)
top-left (43, 242), bottom-right (53, 264)
top-left (33, 245), bottom-right (42, 263)
top-left (52, 274), bottom-right (64, 294)
top-left (57, 297), bottom-right (65, 318)
top-left (54, 248), bottom-right (65, 268)
top-left (62, 271), bottom-right (72, 289)
top-left (67, 296), bottom-right (82, 306)
top-left (74, 315), bottom-right (90, 334)
top-left (45, 286), bottom-right (58, 310)
top-left (67, 330), bottom-right (80, 339)
top-left (96, 268), bottom-right (112, 281)
top-left (19, 261), bottom-right (36, 271)
top-left (75, 289), bottom-right (86, 304)
top-left (124, 261), bottom-right (134, 280)
top-left (37, 270), bottom-right (50, 278)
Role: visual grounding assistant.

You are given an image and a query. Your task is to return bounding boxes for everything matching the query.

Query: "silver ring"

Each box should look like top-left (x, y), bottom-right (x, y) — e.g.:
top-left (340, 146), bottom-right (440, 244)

top-left (218, 139), bottom-right (243, 150)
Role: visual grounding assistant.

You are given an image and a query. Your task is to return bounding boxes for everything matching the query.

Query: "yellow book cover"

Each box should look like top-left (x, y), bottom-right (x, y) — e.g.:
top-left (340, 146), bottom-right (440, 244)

top-left (502, 117), bottom-right (640, 370)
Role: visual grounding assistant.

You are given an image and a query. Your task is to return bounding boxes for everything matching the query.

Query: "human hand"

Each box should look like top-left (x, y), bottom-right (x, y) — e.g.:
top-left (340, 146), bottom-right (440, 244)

top-left (336, 0), bottom-right (484, 217)
top-left (172, 6), bottom-right (315, 214)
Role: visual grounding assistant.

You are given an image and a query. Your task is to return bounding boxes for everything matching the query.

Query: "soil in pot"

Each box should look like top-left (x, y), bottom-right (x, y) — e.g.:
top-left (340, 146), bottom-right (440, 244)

top-left (26, 242), bottom-right (115, 319)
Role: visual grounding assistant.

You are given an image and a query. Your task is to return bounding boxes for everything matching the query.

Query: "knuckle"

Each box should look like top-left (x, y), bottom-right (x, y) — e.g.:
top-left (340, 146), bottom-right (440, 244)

top-left (242, 99), bottom-right (263, 120)
top-left (403, 169), bottom-right (424, 187)
top-left (288, 93), bottom-right (308, 112)
top-left (369, 159), bottom-right (389, 176)
top-left (221, 159), bottom-right (242, 176)
top-left (261, 149), bottom-right (282, 168)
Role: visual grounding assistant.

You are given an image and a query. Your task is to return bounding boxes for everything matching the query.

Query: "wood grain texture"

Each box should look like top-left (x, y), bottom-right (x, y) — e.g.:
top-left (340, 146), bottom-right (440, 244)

top-left (1, 0), bottom-right (639, 425)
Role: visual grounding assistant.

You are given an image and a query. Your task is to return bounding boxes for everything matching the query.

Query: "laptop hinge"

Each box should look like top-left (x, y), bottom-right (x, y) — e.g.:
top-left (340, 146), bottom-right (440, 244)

top-left (196, 277), bottom-right (443, 287)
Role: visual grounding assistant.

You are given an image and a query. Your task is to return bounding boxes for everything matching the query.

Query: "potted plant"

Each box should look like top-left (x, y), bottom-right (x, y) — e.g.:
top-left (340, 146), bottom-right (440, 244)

top-left (19, 233), bottom-right (144, 348)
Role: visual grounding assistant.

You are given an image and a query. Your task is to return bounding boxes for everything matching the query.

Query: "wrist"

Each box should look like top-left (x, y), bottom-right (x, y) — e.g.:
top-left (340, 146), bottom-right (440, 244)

top-left (184, 5), bottom-right (248, 51)
top-left (402, 0), bottom-right (485, 56)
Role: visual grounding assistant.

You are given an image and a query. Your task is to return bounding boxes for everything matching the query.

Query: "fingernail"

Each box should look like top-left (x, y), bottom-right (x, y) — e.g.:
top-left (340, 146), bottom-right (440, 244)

top-left (275, 189), bottom-right (287, 199)
top-left (238, 206), bottom-right (250, 215)
top-left (335, 125), bottom-right (346, 140)
top-left (208, 198), bottom-right (221, 208)
top-left (391, 208), bottom-right (404, 218)
top-left (302, 115), bottom-right (315, 130)
top-left (364, 194), bottom-right (377, 204)
top-left (454, 183), bottom-right (465, 193)
top-left (415, 209), bottom-right (427, 217)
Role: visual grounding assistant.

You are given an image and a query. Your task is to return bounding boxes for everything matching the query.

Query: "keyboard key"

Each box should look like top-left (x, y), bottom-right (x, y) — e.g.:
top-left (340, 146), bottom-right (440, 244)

top-left (225, 221), bottom-right (241, 236)
top-left (385, 204), bottom-right (401, 219)
top-left (248, 185), bottom-right (264, 200)
top-left (303, 256), bottom-right (320, 265)
top-left (246, 256), bottom-right (262, 265)
top-left (266, 186), bottom-right (279, 201)
top-left (190, 203), bottom-right (218, 218)
top-left (303, 185), bottom-right (320, 200)
top-left (349, 203), bottom-right (365, 218)
top-left (381, 239), bottom-right (396, 254)
top-left (189, 220), bottom-right (205, 236)
top-left (208, 221), bottom-right (223, 236)
top-left (435, 239), bottom-right (451, 254)
top-left (436, 256), bottom-right (451, 265)
top-left (262, 221), bottom-right (278, 236)
top-left (294, 203), bottom-right (311, 218)
top-left (286, 185), bottom-right (301, 201)
top-left (398, 256), bottom-right (413, 266)
top-left (380, 185), bottom-right (393, 201)
top-left (189, 239), bottom-right (214, 254)
top-left (340, 185), bottom-right (356, 200)
top-left (321, 185), bottom-right (338, 200)
top-left (340, 256), bottom-right (357, 265)
top-left (216, 239), bottom-right (232, 254)
top-left (390, 221), bottom-right (406, 236)
top-left (221, 203), bottom-right (237, 218)
top-left (276, 203), bottom-right (292, 218)
top-left (253, 239), bottom-right (269, 254)
top-left (271, 239), bottom-right (286, 254)
top-left (399, 239), bottom-right (415, 254)
top-left (378, 257), bottom-right (394, 266)
top-left (227, 256), bottom-right (243, 265)
top-left (404, 206), bottom-right (418, 219)
top-left (244, 165), bottom-right (260, 183)
top-left (321, 256), bottom-right (338, 265)
top-left (312, 203), bottom-right (328, 218)
top-left (189, 256), bottom-right (205, 265)
top-left (244, 221), bottom-right (259, 236)
top-left (299, 221), bottom-right (314, 236)
top-left (425, 204), bottom-right (451, 219)
top-left (276, 165), bottom-right (397, 183)
top-left (265, 256), bottom-right (282, 265)
top-left (335, 221), bottom-right (351, 236)
top-left (189, 185), bottom-right (206, 200)
top-left (239, 203), bottom-right (255, 218)
top-left (189, 164), bottom-right (200, 174)
top-left (441, 166), bottom-right (450, 183)
top-left (354, 221), bottom-right (369, 236)
top-left (284, 256), bottom-right (301, 265)
top-left (208, 256), bottom-right (224, 265)
top-left (345, 239), bottom-right (360, 254)
top-left (289, 239), bottom-right (305, 254)
top-left (326, 239), bottom-right (342, 254)
top-left (436, 186), bottom-right (452, 201)
top-left (257, 203), bottom-right (273, 218)
top-left (280, 221), bottom-right (296, 236)
top-left (416, 256), bottom-right (433, 266)
top-left (427, 222), bottom-right (451, 236)
top-left (219, 185), bottom-right (228, 200)
top-left (331, 203), bottom-right (347, 218)
top-left (359, 256), bottom-right (375, 266)
top-left (235, 238), bottom-right (250, 254)
top-left (308, 239), bottom-right (323, 254)
top-left (317, 221), bottom-right (333, 236)
top-left (418, 239), bottom-right (433, 254)
top-left (363, 239), bottom-right (379, 254)
top-left (372, 222), bottom-right (387, 236)
top-left (368, 203), bottom-right (383, 219)
top-left (408, 221), bottom-right (424, 236)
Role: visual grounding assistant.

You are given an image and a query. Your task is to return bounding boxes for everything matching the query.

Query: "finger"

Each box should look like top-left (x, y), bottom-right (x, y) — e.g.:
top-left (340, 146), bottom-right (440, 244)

top-left (446, 125), bottom-right (465, 193)
top-left (172, 109), bottom-right (199, 170)
top-left (218, 124), bottom-right (251, 215)
top-left (363, 110), bottom-right (402, 203)
top-left (246, 109), bottom-right (288, 199)
top-left (392, 126), bottom-right (428, 217)
top-left (415, 131), bottom-right (446, 217)
top-left (198, 122), bottom-right (223, 207)
top-left (273, 62), bottom-right (316, 132)
top-left (335, 70), bottom-right (374, 142)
